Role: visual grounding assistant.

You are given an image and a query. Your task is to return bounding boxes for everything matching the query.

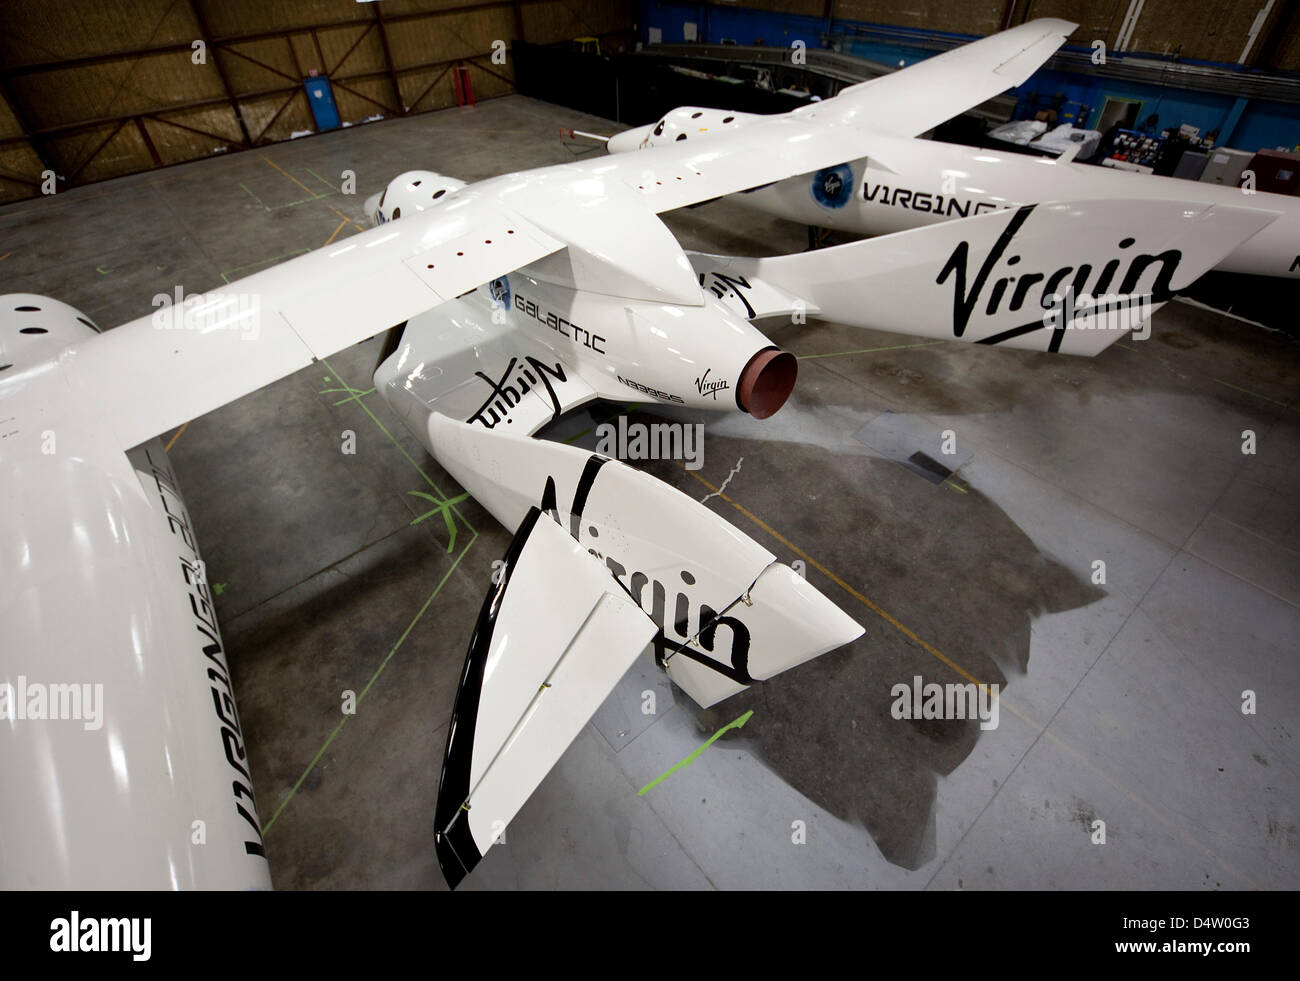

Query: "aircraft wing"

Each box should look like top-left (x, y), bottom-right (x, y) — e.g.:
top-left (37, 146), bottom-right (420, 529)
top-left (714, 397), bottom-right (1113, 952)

top-left (50, 190), bottom-right (565, 452)
top-left (50, 112), bottom-right (931, 453)
top-left (554, 20), bottom-right (1075, 216)
top-left (810, 18), bottom-right (1077, 136)
top-left (41, 18), bottom-right (1080, 453)
top-left (553, 115), bottom-right (881, 216)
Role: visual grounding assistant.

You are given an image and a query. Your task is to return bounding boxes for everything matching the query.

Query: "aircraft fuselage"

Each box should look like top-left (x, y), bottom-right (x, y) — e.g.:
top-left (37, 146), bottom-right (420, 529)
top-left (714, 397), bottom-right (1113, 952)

top-left (609, 113), bottom-right (1299, 280)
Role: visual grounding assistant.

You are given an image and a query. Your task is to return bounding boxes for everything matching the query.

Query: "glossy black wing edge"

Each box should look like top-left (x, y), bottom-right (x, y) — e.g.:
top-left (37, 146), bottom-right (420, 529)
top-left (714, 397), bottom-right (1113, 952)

top-left (433, 505), bottom-right (545, 890)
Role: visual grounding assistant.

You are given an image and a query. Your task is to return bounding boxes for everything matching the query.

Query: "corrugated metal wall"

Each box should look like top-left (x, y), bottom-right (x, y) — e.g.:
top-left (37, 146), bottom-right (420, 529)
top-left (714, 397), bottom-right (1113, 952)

top-left (0, 0), bottom-right (636, 203)
top-left (665, 0), bottom-right (1299, 69)
top-left (1020, 0), bottom-right (1292, 64)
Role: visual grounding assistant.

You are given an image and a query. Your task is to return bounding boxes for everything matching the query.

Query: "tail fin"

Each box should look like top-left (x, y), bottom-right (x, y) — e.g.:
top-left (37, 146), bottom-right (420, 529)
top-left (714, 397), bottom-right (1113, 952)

top-left (428, 415), bottom-right (863, 885)
top-left (428, 413), bottom-right (863, 705)
top-left (696, 198), bottom-right (1279, 355)
top-left (434, 507), bottom-right (657, 888)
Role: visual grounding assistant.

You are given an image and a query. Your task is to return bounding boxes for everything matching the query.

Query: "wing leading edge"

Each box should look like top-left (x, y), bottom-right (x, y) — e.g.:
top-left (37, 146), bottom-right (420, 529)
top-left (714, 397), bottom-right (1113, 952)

top-left (48, 191), bottom-right (565, 452)
top-left (794, 17), bottom-right (1077, 137)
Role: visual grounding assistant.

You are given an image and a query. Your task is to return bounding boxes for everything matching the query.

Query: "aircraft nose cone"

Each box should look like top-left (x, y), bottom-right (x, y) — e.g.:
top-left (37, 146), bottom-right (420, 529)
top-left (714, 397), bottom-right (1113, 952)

top-left (738, 348), bottom-right (797, 419)
top-left (607, 125), bottom-right (653, 154)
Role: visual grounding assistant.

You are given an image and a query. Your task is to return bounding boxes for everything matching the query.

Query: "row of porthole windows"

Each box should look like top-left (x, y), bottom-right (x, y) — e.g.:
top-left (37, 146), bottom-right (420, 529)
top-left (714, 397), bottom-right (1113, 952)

top-left (4, 304), bottom-right (98, 340)
top-left (386, 181), bottom-right (449, 221)
top-left (9, 303), bottom-right (97, 333)
top-left (2, 303), bottom-right (89, 371)
top-left (652, 111), bottom-right (737, 141)
top-left (11, 305), bottom-right (48, 335)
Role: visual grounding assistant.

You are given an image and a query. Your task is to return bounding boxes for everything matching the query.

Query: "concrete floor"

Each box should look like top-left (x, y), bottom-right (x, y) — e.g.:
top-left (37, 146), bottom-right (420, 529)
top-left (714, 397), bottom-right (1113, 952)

top-left (3, 94), bottom-right (1298, 891)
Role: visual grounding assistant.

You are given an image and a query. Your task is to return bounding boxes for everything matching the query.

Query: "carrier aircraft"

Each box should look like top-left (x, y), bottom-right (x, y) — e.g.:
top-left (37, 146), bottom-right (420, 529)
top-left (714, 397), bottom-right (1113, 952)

top-left (0, 18), bottom-right (1279, 889)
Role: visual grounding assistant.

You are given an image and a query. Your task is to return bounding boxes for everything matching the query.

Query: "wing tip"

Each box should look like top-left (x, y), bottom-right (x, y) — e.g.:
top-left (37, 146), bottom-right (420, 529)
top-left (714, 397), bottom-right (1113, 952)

top-left (436, 825), bottom-right (480, 890)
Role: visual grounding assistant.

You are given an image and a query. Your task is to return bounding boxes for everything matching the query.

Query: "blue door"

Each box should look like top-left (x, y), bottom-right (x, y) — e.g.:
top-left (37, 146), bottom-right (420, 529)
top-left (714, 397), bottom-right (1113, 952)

top-left (304, 77), bottom-right (341, 131)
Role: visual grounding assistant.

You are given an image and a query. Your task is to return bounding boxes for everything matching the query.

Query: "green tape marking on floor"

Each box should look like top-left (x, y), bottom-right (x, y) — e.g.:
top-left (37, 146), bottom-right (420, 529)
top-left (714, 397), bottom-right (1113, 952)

top-left (261, 356), bottom-right (483, 837)
top-left (409, 489), bottom-right (471, 551)
top-left (304, 167), bottom-right (341, 192)
top-left (319, 380), bottom-right (374, 407)
top-left (262, 529), bottom-right (478, 836)
top-left (318, 355), bottom-right (474, 531)
top-left (796, 340), bottom-right (945, 361)
top-left (238, 182), bottom-right (264, 208)
top-left (267, 193), bottom-right (332, 210)
top-left (638, 709), bottom-right (754, 796)
top-left (220, 249), bottom-right (309, 284)
top-left (1212, 377), bottom-right (1291, 409)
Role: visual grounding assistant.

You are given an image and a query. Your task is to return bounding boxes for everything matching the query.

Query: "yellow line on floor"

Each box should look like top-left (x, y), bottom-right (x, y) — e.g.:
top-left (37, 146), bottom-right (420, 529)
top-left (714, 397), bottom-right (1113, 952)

top-left (262, 155), bottom-right (315, 197)
top-left (0, 252), bottom-right (11, 261)
top-left (323, 217), bottom-right (349, 246)
top-left (682, 464), bottom-right (1259, 887)
top-left (685, 465), bottom-right (979, 684)
top-left (163, 421), bottom-right (189, 452)
top-left (328, 204), bottom-right (366, 233)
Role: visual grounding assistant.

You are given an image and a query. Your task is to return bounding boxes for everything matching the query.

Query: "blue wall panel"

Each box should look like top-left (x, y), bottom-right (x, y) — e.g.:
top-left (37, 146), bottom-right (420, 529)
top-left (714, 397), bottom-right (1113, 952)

top-left (641, 2), bottom-right (1300, 152)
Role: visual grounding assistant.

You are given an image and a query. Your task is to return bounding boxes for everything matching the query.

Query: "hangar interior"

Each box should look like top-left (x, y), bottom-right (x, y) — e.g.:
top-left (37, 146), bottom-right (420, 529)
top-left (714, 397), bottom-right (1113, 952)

top-left (1, 0), bottom-right (1298, 890)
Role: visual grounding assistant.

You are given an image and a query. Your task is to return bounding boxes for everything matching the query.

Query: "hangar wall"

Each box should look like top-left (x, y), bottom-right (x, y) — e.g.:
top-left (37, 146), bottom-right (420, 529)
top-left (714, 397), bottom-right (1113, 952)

top-left (0, 0), bottom-right (637, 203)
top-left (643, 1), bottom-right (1300, 152)
top-left (647, 0), bottom-right (1297, 67)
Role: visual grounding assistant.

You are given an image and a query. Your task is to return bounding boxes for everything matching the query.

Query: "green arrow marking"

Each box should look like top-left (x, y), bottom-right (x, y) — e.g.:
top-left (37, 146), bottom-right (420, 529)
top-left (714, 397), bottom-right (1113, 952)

top-left (409, 489), bottom-right (471, 551)
top-left (318, 380), bottom-right (374, 406)
top-left (638, 709), bottom-right (754, 796)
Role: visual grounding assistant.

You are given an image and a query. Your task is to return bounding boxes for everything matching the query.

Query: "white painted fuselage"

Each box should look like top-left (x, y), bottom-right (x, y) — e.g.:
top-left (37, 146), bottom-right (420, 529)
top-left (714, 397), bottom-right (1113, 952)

top-left (609, 112), bottom-right (1300, 280)
top-left (0, 297), bottom-right (272, 890)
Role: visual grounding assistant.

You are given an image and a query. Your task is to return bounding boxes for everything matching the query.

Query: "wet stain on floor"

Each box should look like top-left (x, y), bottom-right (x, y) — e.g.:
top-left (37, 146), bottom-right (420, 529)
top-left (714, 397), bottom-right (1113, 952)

top-left (641, 426), bottom-right (1104, 870)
